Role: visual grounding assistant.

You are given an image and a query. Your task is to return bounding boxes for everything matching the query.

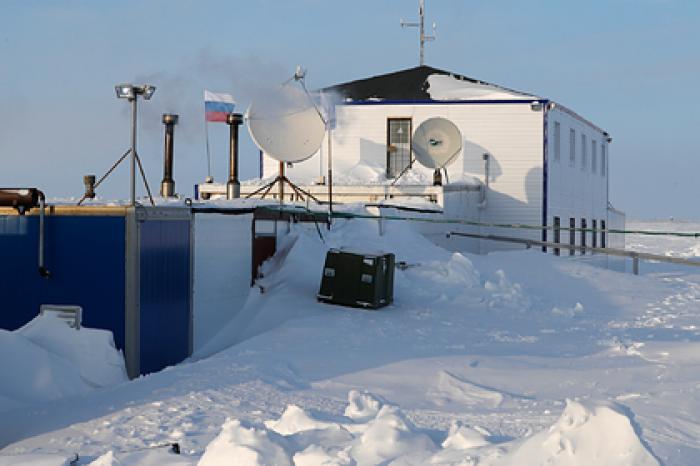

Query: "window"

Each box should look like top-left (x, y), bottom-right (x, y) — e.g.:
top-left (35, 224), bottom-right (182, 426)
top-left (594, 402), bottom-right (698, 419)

top-left (553, 216), bottom-right (561, 256)
top-left (592, 140), bottom-right (597, 174)
top-left (601, 144), bottom-right (607, 177)
top-left (554, 122), bottom-right (561, 162)
top-left (581, 218), bottom-right (587, 254)
top-left (601, 220), bottom-right (607, 248)
top-left (386, 118), bottom-right (412, 178)
top-left (569, 217), bottom-right (576, 256)
top-left (569, 129), bottom-right (576, 167)
top-left (592, 219), bottom-right (597, 248)
top-left (581, 134), bottom-right (587, 171)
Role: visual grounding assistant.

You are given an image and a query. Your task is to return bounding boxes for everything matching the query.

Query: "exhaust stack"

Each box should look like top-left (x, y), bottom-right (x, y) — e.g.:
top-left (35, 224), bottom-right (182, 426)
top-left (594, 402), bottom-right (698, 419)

top-left (226, 113), bottom-right (244, 199)
top-left (160, 113), bottom-right (179, 198)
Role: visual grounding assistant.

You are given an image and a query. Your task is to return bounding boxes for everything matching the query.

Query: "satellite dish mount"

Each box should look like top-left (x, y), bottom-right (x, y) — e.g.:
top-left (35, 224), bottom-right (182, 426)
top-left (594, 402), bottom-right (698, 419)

top-left (245, 160), bottom-right (321, 204)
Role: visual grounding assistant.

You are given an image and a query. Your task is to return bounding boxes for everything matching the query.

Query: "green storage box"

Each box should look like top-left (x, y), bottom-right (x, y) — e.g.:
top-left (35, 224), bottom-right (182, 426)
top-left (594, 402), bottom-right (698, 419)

top-left (317, 249), bottom-right (395, 309)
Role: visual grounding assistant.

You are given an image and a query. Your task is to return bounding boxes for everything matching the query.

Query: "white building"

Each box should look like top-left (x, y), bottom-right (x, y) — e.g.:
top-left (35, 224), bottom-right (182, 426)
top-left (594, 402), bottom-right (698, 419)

top-left (202, 65), bottom-right (624, 253)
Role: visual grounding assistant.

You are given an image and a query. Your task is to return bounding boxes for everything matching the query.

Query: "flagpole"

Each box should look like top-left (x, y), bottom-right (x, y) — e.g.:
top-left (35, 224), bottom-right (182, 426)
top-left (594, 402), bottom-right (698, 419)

top-left (204, 117), bottom-right (212, 179)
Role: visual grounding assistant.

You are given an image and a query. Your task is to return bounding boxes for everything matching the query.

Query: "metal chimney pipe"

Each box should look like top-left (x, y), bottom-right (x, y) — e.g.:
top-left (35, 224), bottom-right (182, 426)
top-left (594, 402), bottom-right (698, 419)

top-left (160, 113), bottom-right (179, 197)
top-left (226, 113), bottom-right (244, 199)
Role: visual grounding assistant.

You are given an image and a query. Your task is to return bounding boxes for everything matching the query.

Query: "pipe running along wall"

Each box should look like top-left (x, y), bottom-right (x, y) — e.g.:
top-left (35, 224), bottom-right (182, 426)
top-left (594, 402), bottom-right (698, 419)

top-left (0, 188), bottom-right (49, 277)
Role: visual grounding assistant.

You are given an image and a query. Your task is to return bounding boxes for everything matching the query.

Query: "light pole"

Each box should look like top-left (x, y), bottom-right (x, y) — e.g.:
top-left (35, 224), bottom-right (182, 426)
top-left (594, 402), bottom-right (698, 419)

top-left (115, 83), bottom-right (156, 206)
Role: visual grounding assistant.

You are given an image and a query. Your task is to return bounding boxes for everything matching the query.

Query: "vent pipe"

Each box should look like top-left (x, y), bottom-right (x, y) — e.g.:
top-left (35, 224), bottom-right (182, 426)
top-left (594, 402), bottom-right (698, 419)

top-left (226, 113), bottom-right (244, 199)
top-left (478, 153), bottom-right (489, 209)
top-left (160, 113), bottom-right (178, 198)
top-left (0, 188), bottom-right (49, 277)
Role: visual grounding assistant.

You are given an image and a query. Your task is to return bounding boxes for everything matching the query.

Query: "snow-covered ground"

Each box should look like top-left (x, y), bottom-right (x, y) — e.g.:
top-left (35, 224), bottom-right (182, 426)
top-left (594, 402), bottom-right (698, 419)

top-left (1, 217), bottom-right (700, 465)
top-left (626, 219), bottom-right (700, 258)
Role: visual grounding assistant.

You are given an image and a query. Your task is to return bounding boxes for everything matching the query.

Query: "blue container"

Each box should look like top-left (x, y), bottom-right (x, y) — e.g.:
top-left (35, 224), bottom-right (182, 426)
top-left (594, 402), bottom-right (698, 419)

top-left (0, 205), bottom-right (192, 378)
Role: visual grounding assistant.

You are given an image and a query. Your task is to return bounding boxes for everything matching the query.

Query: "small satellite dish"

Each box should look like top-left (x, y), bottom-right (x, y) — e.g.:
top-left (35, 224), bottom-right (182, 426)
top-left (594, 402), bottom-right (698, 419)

top-left (247, 85), bottom-right (326, 163)
top-left (412, 117), bottom-right (462, 169)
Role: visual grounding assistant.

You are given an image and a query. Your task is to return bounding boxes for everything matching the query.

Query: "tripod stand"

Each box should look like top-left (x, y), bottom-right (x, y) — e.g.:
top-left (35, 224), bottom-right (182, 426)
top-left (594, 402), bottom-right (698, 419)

top-left (77, 149), bottom-right (155, 206)
top-left (246, 161), bottom-right (321, 205)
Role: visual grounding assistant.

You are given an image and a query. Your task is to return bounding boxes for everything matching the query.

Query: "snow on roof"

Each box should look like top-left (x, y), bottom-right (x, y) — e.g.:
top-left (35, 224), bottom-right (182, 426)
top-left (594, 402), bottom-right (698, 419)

top-left (426, 73), bottom-right (537, 101)
top-left (322, 65), bottom-right (538, 102)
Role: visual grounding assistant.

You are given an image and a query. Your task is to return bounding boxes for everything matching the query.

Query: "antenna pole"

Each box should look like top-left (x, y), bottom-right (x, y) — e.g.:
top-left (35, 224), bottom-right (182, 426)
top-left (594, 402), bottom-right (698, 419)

top-left (327, 126), bottom-right (333, 229)
top-left (204, 119), bottom-right (212, 179)
top-left (419, 0), bottom-right (425, 66)
top-left (401, 0), bottom-right (435, 66)
top-left (130, 96), bottom-right (137, 206)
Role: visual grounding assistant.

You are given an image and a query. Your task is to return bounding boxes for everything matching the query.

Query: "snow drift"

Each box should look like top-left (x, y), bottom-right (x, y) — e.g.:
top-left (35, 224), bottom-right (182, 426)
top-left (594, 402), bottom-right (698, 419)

top-left (0, 313), bottom-right (127, 412)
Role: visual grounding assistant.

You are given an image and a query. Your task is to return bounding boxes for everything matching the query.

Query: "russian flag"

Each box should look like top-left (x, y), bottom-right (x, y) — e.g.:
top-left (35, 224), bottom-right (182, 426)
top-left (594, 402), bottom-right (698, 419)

top-left (204, 90), bottom-right (236, 122)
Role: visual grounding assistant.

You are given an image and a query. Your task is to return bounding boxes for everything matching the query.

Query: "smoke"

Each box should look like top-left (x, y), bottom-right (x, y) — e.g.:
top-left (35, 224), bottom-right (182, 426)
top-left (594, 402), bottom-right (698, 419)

top-left (131, 49), bottom-right (290, 146)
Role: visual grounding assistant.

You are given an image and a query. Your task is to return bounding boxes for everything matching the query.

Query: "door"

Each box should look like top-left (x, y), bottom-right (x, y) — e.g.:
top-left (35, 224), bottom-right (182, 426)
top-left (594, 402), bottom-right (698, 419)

top-left (387, 118), bottom-right (412, 178)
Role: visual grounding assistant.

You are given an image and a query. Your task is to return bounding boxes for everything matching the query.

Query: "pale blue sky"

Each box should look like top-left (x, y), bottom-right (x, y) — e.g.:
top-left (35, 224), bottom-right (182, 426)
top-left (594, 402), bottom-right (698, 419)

top-left (1, 0), bottom-right (698, 218)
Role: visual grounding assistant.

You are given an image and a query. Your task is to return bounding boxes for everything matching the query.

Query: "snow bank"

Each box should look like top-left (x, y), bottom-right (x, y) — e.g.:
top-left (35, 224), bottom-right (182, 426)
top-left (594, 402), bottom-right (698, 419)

top-left (0, 313), bottom-right (127, 412)
top-left (198, 419), bottom-right (291, 466)
top-left (350, 405), bottom-right (436, 465)
top-left (497, 399), bottom-right (658, 466)
top-left (194, 394), bottom-right (657, 466)
top-left (344, 390), bottom-right (382, 423)
top-left (198, 394), bottom-right (434, 466)
top-left (441, 421), bottom-right (490, 450)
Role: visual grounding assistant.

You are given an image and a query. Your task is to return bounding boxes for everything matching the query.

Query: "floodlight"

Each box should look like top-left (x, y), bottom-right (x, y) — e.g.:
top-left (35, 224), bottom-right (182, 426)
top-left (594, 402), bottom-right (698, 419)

top-left (115, 84), bottom-right (135, 99)
top-left (114, 84), bottom-right (156, 101)
top-left (140, 84), bottom-right (156, 100)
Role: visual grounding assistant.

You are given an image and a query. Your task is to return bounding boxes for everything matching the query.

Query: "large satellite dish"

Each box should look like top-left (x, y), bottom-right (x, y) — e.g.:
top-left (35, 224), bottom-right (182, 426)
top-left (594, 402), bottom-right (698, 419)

top-left (247, 85), bottom-right (326, 163)
top-left (412, 117), bottom-right (462, 169)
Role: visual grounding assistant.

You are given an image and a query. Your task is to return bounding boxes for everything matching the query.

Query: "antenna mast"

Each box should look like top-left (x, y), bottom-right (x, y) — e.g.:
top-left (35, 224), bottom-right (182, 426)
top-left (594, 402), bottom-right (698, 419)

top-left (401, 0), bottom-right (435, 66)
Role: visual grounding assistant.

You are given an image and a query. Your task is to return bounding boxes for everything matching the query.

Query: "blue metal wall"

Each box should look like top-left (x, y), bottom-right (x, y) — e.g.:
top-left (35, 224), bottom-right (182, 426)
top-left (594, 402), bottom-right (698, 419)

top-left (138, 218), bottom-right (191, 374)
top-left (0, 215), bottom-right (127, 350)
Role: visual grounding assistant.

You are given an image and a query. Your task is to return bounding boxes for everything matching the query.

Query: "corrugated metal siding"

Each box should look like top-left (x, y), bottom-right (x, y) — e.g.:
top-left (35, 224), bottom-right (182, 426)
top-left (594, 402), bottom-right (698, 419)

top-left (0, 215), bottom-right (126, 348)
top-left (138, 218), bottom-right (191, 374)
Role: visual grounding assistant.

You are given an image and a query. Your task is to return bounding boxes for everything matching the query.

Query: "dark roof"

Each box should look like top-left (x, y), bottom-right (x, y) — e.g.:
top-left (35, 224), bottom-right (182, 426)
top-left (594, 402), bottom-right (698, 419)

top-left (321, 65), bottom-right (532, 101)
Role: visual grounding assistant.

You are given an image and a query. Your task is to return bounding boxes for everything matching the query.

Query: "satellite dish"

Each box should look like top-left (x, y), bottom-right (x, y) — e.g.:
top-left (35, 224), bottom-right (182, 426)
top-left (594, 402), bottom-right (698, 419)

top-left (247, 85), bottom-right (326, 163)
top-left (412, 117), bottom-right (462, 169)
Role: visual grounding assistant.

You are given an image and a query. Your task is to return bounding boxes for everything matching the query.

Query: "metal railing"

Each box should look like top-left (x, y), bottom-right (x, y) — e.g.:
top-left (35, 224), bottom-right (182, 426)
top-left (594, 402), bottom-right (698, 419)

top-left (447, 231), bottom-right (700, 275)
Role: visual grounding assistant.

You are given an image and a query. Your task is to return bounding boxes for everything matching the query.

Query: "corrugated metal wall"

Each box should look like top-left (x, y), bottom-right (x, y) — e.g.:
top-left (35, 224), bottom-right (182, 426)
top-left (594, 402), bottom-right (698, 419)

top-left (138, 217), bottom-right (192, 374)
top-left (0, 215), bottom-right (127, 348)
